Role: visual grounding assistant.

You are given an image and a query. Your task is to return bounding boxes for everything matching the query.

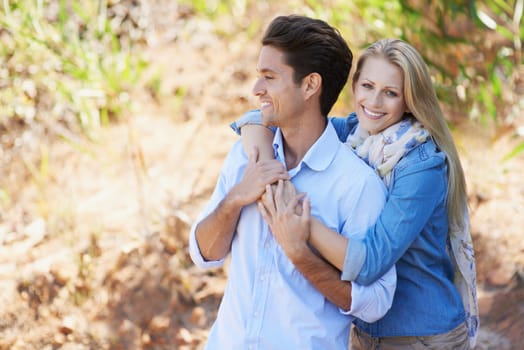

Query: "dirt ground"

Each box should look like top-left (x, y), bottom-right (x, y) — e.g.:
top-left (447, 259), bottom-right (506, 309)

top-left (1, 4), bottom-right (523, 350)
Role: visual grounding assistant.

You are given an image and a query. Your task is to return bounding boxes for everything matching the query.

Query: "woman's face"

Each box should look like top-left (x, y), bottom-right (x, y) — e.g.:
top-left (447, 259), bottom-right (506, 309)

top-left (353, 56), bottom-right (409, 135)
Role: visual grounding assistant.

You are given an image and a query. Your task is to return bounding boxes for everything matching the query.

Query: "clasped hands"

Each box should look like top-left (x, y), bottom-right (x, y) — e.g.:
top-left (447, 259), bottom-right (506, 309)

top-left (258, 179), bottom-right (311, 261)
top-left (234, 147), bottom-right (311, 260)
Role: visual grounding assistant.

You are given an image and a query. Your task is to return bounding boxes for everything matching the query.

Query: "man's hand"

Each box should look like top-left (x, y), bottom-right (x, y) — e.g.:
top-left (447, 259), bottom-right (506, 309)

top-left (258, 180), bottom-right (311, 261)
top-left (194, 147), bottom-right (288, 262)
top-left (229, 147), bottom-right (289, 207)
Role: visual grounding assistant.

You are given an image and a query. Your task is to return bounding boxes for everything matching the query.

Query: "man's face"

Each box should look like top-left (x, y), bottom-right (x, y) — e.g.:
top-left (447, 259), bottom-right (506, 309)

top-left (252, 46), bottom-right (306, 128)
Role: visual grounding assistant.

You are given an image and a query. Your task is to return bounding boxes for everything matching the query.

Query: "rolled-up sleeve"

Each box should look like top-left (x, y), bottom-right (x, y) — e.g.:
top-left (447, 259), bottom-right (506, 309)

top-left (336, 169), bottom-right (396, 320)
top-left (189, 217), bottom-right (226, 269)
top-left (188, 145), bottom-right (243, 269)
top-left (341, 265), bottom-right (396, 322)
top-left (341, 238), bottom-right (367, 281)
top-left (230, 109), bottom-right (264, 135)
top-left (230, 110), bottom-right (358, 140)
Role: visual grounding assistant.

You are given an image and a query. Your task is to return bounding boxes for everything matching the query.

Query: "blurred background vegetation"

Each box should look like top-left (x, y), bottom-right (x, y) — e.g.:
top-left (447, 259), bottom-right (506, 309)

top-left (1, 0), bottom-right (146, 135)
top-left (179, 0), bottom-right (524, 152)
top-left (1, 0), bottom-right (522, 152)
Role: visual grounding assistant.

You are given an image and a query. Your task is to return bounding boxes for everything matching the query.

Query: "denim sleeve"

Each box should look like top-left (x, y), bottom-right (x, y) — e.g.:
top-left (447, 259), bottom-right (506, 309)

top-left (342, 157), bottom-right (447, 285)
top-left (328, 112), bottom-right (358, 142)
top-left (231, 110), bottom-right (356, 138)
top-left (230, 109), bottom-right (277, 135)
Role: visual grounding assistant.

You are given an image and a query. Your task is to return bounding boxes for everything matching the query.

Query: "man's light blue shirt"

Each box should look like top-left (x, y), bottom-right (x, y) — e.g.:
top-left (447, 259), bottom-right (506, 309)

top-left (189, 122), bottom-right (396, 349)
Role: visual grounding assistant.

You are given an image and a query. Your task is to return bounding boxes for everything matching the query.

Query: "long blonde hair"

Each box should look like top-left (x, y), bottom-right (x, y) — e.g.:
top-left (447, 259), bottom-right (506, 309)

top-left (352, 38), bottom-right (468, 233)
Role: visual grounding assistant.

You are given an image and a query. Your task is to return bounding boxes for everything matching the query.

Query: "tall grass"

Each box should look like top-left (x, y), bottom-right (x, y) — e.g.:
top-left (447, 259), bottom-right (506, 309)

top-left (0, 0), bottom-right (146, 135)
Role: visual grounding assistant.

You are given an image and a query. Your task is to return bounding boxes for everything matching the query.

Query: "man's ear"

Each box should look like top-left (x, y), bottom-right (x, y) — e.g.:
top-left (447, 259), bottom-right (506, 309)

top-left (303, 72), bottom-right (321, 100)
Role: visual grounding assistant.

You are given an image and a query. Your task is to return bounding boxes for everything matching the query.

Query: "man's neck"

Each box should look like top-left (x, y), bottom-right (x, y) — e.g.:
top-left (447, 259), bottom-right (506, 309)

top-left (280, 113), bottom-right (327, 170)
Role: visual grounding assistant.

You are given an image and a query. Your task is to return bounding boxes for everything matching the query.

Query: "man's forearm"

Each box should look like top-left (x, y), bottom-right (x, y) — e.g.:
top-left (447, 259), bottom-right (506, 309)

top-left (289, 247), bottom-right (351, 310)
top-left (195, 193), bottom-right (244, 261)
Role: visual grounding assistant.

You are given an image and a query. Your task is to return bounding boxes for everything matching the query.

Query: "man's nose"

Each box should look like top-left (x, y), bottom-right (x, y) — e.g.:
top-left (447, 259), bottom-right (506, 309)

top-left (252, 78), bottom-right (265, 96)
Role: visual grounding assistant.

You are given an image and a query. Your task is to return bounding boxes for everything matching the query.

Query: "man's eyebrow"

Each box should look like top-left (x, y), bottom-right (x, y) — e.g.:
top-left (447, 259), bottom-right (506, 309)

top-left (257, 67), bottom-right (277, 74)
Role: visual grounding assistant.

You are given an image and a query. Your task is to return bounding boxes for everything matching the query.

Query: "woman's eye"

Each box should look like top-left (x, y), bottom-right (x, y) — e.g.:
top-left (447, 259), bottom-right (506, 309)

top-left (264, 76), bottom-right (274, 80)
top-left (362, 83), bottom-right (372, 89)
top-left (386, 90), bottom-right (398, 97)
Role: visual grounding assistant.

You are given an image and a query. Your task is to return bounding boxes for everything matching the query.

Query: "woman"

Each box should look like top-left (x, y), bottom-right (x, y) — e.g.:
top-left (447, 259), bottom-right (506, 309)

top-left (232, 39), bottom-right (478, 349)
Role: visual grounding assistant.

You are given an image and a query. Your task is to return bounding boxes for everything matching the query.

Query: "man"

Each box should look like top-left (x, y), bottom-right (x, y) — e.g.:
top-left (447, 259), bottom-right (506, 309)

top-left (189, 15), bottom-right (395, 349)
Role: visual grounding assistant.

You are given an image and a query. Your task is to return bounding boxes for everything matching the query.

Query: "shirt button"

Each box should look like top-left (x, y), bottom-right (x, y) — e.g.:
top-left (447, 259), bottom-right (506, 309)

top-left (260, 276), bottom-right (264, 281)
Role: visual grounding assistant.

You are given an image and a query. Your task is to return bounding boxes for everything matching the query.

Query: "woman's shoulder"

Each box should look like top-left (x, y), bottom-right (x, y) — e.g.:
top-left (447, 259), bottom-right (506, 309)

top-left (395, 137), bottom-right (447, 174)
top-left (329, 111), bottom-right (358, 127)
top-left (328, 112), bottom-right (359, 141)
top-left (389, 138), bottom-right (448, 198)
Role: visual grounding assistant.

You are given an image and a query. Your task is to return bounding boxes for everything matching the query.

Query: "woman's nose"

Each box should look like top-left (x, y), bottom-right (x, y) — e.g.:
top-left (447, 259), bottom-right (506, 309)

top-left (369, 91), bottom-right (383, 107)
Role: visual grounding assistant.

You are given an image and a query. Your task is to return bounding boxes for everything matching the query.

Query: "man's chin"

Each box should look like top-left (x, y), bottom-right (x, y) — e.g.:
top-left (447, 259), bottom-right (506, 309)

top-left (261, 115), bottom-right (274, 127)
top-left (262, 112), bottom-right (276, 127)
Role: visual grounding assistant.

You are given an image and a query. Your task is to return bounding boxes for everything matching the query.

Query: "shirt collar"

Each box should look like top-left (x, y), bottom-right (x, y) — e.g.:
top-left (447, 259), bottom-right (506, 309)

top-left (272, 121), bottom-right (340, 172)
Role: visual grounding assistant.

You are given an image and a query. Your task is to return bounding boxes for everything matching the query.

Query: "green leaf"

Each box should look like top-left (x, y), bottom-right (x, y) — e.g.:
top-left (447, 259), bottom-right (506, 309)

top-left (502, 141), bottom-right (524, 161)
top-left (490, 68), bottom-right (503, 98)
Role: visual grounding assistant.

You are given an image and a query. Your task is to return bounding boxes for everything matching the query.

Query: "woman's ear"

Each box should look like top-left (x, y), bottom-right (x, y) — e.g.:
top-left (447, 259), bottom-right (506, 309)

top-left (303, 72), bottom-right (321, 100)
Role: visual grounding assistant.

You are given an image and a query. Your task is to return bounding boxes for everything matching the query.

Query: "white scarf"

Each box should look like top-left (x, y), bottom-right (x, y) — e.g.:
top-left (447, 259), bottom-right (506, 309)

top-left (346, 117), bottom-right (479, 347)
top-left (346, 117), bottom-right (429, 187)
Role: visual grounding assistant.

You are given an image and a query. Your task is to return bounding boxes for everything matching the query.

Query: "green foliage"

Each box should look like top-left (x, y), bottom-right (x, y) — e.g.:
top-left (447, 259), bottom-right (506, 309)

top-left (188, 0), bottom-right (520, 123)
top-left (503, 140), bottom-right (524, 161)
top-left (178, 0), bottom-right (248, 22)
top-left (0, 0), bottom-right (146, 135)
top-left (3, 0), bottom-right (520, 156)
top-left (339, 0), bottom-right (522, 126)
top-left (309, 0), bottom-right (523, 157)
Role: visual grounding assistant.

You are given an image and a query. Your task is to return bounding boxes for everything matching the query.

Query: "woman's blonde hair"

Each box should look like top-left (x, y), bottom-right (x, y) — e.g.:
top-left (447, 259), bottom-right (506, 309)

top-left (352, 38), bottom-right (468, 233)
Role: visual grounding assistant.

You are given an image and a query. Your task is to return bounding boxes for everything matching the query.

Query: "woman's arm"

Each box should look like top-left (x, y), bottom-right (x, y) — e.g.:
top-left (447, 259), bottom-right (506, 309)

top-left (344, 161), bottom-right (447, 285)
top-left (259, 180), bottom-right (395, 316)
top-left (231, 110), bottom-right (359, 154)
top-left (309, 218), bottom-right (348, 270)
top-left (239, 113), bottom-right (448, 287)
top-left (230, 111), bottom-right (362, 273)
top-left (240, 124), bottom-right (274, 161)
top-left (230, 110), bottom-right (274, 161)
top-left (305, 160), bottom-right (448, 286)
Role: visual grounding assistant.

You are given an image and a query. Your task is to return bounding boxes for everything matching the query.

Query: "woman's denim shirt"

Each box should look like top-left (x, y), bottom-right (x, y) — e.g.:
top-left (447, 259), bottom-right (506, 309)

top-left (231, 111), bottom-right (465, 337)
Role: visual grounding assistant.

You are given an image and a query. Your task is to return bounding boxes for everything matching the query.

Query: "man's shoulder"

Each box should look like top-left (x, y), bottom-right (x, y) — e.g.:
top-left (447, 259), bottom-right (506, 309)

top-left (223, 140), bottom-right (248, 164)
top-left (219, 140), bottom-right (249, 181)
top-left (334, 143), bottom-right (376, 174)
top-left (328, 143), bottom-right (385, 194)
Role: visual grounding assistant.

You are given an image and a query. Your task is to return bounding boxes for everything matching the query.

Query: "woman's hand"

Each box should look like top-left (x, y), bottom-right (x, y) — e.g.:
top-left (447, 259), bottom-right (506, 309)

top-left (258, 180), bottom-right (311, 261)
top-left (230, 147), bottom-right (289, 207)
